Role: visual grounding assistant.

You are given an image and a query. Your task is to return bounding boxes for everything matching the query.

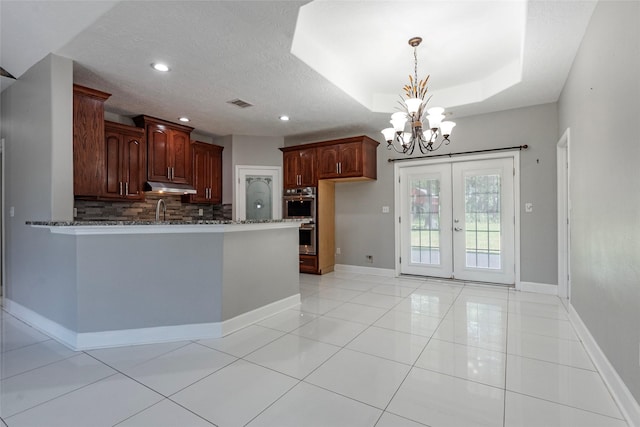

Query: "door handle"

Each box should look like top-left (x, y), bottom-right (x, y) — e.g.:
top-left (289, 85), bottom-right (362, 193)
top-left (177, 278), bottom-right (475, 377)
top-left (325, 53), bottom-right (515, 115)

top-left (454, 227), bottom-right (463, 231)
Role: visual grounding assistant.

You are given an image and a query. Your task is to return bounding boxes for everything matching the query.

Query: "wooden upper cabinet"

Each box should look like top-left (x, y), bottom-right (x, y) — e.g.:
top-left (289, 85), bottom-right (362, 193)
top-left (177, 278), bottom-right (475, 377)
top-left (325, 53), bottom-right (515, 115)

top-left (171, 130), bottom-right (190, 184)
top-left (184, 141), bottom-right (224, 204)
top-left (132, 115), bottom-right (193, 185)
top-left (282, 147), bottom-right (316, 189)
top-left (73, 84), bottom-right (111, 197)
top-left (103, 121), bottom-right (145, 200)
top-left (315, 136), bottom-right (379, 181)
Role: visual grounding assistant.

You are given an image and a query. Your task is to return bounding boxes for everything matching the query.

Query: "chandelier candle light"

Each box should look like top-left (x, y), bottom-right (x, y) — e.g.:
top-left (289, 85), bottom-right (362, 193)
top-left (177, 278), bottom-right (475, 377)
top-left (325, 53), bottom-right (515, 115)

top-left (382, 37), bottom-right (455, 155)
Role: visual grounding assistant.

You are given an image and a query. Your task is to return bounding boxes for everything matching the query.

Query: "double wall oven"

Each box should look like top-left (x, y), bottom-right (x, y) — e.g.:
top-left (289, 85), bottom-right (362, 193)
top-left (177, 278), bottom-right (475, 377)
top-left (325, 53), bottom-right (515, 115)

top-left (283, 187), bottom-right (317, 255)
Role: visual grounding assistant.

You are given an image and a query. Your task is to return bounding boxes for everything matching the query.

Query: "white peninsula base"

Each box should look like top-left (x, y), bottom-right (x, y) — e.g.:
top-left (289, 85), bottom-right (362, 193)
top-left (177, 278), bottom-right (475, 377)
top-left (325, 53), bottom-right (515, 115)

top-left (7, 222), bottom-right (301, 350)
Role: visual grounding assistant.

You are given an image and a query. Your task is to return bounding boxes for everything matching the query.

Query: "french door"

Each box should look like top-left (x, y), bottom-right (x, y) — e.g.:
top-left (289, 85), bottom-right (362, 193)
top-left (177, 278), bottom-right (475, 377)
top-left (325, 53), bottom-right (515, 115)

top-left (399, 157), bottom-right (515, 284)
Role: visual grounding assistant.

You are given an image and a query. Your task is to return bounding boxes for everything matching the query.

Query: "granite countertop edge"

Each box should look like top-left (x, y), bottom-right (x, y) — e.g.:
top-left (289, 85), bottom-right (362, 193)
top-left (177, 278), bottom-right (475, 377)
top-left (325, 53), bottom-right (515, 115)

top-left (27, 219), bottom-right (306, 227)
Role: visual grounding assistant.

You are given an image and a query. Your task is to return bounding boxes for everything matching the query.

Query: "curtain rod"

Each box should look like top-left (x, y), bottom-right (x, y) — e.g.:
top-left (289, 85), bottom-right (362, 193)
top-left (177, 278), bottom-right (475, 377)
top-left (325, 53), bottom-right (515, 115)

top-left (387, 144), bottom-right (529, 163)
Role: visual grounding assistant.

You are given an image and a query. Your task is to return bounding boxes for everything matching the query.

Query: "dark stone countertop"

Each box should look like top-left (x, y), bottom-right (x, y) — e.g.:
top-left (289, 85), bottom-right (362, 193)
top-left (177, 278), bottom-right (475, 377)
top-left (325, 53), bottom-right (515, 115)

top-left (26, 219), bottom-right (305, 227)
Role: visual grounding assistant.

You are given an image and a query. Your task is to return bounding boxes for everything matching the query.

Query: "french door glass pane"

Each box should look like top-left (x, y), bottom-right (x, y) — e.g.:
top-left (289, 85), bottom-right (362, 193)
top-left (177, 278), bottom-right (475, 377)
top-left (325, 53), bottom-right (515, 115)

top-left (410, 177), bottom-right (441, 265)
top-left (245, 175), bottom-right (273, 220)
top-left (464, 174), bottom-right (501, 269)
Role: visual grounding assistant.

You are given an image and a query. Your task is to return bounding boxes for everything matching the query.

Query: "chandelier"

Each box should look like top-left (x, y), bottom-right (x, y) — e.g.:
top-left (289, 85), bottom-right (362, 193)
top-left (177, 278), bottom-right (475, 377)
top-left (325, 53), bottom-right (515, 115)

top-left (381, 37), bottom-right (455, 155)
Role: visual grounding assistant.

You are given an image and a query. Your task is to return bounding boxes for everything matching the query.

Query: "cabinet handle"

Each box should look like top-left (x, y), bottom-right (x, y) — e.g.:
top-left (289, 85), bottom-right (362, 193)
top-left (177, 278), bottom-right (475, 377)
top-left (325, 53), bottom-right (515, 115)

top-left (207, 188), bottom-right (210, 199)
top-left (171, 167), bottom-right (174, 181)
top-left (119, 182), bottom-right (122, 195)
top-left (336, 163), bottom-right (339, 174)
top-left (167, 167), bottom-right (171, 180)
top-left (125, 182), bottom-right (129, 196)
top-left (339, 162), bottom-right (342, 174)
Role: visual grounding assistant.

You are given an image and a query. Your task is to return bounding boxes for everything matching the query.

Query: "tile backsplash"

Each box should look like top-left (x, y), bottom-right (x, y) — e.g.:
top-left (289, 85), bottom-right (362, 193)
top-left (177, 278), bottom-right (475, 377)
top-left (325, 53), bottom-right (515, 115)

top-left (74, 194), bottom-right (232, 221)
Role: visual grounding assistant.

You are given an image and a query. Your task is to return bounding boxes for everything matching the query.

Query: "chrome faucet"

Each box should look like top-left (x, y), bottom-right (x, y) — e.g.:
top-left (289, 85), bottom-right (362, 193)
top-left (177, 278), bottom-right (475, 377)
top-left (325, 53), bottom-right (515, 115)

top-left (155, 198), bottom-right (166, 221)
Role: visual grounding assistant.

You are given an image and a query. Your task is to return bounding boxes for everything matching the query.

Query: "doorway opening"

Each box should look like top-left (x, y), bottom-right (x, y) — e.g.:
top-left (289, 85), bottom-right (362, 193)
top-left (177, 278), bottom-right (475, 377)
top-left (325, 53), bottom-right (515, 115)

top-left (395, 152), bottom-right (520, 286)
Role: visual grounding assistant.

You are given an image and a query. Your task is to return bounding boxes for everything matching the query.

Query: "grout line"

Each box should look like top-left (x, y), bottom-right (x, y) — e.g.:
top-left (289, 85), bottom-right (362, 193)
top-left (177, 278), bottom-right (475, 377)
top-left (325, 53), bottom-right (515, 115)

top-left (4, 371), bottom-right (120, 421)
top-left (503, 287), bottom-right (510, 427)
top-left (372, 281), bottom-right (465, 426)
top-left (112, 398), bottom-right (217, 427)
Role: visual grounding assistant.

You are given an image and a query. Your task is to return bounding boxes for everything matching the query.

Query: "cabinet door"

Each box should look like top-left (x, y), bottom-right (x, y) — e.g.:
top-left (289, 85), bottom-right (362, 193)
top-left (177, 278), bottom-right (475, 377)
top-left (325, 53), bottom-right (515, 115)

top-left (283, 151), bottom-right (300, 188)
top-left (170, 130), bottom-right (191, 184)
top-left (191, 143), bottom-right (209, 203)
top-left (73, 92), bottom-right (106, 196)
top-left (148, 126), bottom-right (171, 182)
top-left (299, 148), bottom-right (316, 186)
top-left (337, 142), bottom-right (363, 177)
top-left (122, 132), bottom-right (144, 200)
top-left (103, 131), bottom-right (123, 199)
top-left (317, 146), bottom-right (340, 179)
top-left (209, 146), bottom-right (223, 203)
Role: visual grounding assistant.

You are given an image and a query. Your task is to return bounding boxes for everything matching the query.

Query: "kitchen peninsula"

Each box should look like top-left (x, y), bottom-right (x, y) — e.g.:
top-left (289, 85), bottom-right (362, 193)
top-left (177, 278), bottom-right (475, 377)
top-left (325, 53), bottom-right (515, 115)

top-left (10, 220), bottom-right (302, 351)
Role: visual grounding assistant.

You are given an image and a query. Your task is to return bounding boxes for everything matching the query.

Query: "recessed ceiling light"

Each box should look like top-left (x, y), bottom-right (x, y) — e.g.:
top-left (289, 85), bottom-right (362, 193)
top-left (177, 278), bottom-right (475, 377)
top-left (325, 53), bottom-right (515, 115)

top-left (178, 117), bottom-right (190, 122)
top-left (151, 63), bottom-right (170, 72)
top-left (279, 115), bottom-right (290, 121)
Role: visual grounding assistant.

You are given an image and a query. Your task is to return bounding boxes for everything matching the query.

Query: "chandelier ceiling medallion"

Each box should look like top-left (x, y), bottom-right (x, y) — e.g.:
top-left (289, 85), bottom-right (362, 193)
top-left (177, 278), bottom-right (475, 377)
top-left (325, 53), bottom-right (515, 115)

top-left (381, 37), bottom-right (455, 155)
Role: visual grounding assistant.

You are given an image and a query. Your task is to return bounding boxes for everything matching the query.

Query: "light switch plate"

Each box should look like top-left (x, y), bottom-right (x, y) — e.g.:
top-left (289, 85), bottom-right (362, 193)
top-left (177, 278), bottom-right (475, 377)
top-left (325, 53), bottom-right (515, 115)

top-left (525, 202), bottom-right (533, 213)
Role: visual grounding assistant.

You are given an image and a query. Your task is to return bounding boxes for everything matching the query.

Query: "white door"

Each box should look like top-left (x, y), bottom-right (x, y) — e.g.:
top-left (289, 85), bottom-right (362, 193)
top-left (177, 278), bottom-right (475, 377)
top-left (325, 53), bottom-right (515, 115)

top-left (399, 163), bottom-right (453, 277)
top-left (399, 157), bottom-right (515, 284)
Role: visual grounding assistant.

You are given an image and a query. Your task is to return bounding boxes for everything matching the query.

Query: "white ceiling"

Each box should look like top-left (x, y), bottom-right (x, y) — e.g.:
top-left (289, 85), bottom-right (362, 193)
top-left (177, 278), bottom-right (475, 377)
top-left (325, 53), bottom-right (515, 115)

top-left (1, 0), bottom-right (596, 144)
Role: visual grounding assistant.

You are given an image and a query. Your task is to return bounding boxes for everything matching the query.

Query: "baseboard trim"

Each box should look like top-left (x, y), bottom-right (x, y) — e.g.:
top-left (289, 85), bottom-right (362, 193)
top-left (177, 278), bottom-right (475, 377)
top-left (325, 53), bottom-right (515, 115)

top-left (219, 294), bottom-right (301, 336)
top-left (4, 299), bottom-right (78, 349)
top-left (4, 294), bottom-right (301, 351)
top-left (334, 264), bottom-right (395, 277)
top-left (519, 281), bottom-right (558, 295)
top-left (568, 303), bottom-right (640, 427)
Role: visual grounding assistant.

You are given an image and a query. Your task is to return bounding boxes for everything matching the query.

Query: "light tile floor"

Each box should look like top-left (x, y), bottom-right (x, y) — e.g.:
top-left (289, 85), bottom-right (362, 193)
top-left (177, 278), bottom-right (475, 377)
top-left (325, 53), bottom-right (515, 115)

top-left (0, 272), bottom-right (630, 427)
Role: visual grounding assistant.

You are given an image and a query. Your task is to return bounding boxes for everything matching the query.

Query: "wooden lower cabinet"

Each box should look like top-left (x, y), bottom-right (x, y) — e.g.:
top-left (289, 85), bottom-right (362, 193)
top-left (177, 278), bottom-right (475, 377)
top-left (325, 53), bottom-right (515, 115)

top-left (299, 255), bottom-right (318, 274)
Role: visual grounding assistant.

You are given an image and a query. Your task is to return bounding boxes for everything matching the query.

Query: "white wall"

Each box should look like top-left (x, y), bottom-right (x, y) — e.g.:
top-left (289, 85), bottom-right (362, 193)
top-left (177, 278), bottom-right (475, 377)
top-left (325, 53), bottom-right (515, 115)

top-left (0, 54), bottom-right (77, 326)
top-left (558, 0), bottom-right (640, 402)
top-left (328, 103), bottom-right (559, 286)
top-left (214, 134), bottom-right (284, 213)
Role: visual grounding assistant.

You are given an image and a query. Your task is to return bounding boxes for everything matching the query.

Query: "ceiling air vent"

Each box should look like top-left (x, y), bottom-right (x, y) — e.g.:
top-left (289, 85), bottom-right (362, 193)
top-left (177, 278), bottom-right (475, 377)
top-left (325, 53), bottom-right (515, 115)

top-left (227, 98), bottom-right (253, 109)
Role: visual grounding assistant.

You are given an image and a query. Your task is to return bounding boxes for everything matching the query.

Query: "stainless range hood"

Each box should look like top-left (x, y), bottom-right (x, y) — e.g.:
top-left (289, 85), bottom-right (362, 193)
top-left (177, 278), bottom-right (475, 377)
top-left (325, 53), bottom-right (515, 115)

top-left (144, 181), bottom-right (197, 195)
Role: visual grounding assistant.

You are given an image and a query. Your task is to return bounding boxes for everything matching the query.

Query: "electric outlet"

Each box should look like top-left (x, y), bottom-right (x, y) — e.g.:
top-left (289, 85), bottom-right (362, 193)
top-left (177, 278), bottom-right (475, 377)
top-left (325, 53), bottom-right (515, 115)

top-left (366, 255), bottom-right (373, 263)
top-left (525, 202), bottom-right (533, 213)
top-left (9, 206), bottom-right (14, 217)
top-left (73, 208), bottom-right (77, 217)
top-left (382, 206), bottom-right (390, 213)
top-left (336, 247), bottom-right (341, 255)
top-left (198, 208), bottom-right (204, 216)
